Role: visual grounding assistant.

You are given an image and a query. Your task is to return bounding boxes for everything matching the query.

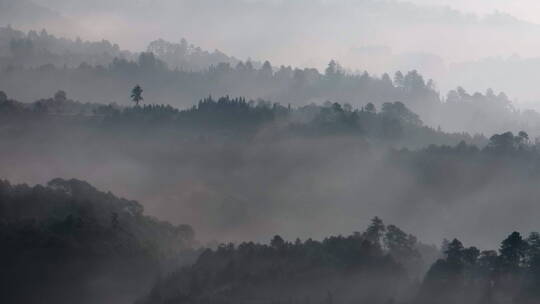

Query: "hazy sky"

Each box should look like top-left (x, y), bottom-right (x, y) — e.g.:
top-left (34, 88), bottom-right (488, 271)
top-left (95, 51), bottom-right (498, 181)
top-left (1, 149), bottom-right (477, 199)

top-left (33, 0), bottom-right (540, 62)
top-left (9, 0), bottom-right (540, 106)
top-left (408, 0), bottom-right (540, 23)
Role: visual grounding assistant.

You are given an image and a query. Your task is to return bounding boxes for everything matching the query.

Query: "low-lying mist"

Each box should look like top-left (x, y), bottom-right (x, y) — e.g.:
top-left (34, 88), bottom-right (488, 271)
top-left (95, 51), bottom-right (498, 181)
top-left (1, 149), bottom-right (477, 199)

top-left (5, 1), bottom-right (540, 303)
top-left (0, 95), bottom-right (538, 250)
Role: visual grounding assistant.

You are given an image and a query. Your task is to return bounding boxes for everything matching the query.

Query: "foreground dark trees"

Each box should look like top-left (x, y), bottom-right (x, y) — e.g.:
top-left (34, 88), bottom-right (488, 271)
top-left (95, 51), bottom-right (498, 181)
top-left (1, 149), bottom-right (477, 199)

top-left (4, 177), bottom-right (540, 304)
top-left (141, 218), bottom-right (540, 304)
top-left (0, 178), bottom-right (197, 304)
top-left (139, 217), bottom-right (424, 304)
top-left (418, 232), bottom-right (540, 304)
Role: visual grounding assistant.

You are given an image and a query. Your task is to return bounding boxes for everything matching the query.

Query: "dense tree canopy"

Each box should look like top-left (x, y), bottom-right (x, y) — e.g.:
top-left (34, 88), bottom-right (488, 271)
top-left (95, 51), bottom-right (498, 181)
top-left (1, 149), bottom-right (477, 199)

top-left (140, 217), bottom-right (540, 304)
top-left (0, 178), bottom-right (197, 304)
top-left (2, 25), bottom-right (538, 137)
top-left (0, 91), bottom-right (484, 148)
top-left (140, 217), bottom-right (431, 304)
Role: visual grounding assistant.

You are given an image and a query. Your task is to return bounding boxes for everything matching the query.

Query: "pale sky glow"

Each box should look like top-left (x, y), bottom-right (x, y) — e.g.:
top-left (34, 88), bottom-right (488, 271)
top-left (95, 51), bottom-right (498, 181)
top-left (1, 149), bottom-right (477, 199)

top-left (407, 0), bottom-right (540, 24)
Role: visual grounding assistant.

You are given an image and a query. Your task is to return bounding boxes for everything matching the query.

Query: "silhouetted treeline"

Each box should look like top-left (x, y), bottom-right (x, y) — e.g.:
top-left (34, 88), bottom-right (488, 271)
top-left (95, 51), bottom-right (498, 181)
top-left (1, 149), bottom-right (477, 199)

top-left (147, 39), bottom-right (240, 71)
top-left (138, 216), bottom-right (540, 304)
top-left (0, 26), bottom-right (238, 71)
top-left (2, 26), bottom-right (538, 136)
top-left (140, 217), bottom-right (540, 304)
top-left (6, 91), bottom-right (540, 245)
top-left (6, 177), bottom-right (540, 304)
top-left (0, 26), bottom-right (131, 68)
top-left (139, 217), bottom-right (435, 304)
top-left (0, 178), bottom-right (198, 304)
top-left (0, 91), bottom-right (483, 148)
top-left (386, 133), bottom-right (540, 214)
top-left (417, 231), bottom-right (540, 304)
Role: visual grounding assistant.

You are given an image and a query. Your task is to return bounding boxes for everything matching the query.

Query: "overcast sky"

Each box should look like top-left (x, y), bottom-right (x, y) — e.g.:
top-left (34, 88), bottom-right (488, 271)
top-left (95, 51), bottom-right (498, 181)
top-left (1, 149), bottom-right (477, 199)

top-left (408, 0), bottom-right (540, 23)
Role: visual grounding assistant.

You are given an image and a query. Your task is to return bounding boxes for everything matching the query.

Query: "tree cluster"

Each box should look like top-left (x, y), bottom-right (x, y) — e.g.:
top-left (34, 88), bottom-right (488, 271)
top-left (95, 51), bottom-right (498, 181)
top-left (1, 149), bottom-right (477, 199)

top-left (0, 178), bottom-right (197, 304)
top-left (140, 217), bottom-right (434, 304)
top-left (141, 218), bottom-right (540, 304)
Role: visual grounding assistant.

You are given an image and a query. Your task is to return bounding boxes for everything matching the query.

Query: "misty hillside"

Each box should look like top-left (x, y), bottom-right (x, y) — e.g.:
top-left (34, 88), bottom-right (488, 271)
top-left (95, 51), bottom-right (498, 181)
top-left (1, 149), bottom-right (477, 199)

top-left (0, 26), bottom-right (238, 71)
top-left (0, 178), bottom-right (197, 304)
top-left (8, 0), bottom-right (540, 103)
top-left (445, 56), bottom-right (540, 109)
top-left (1, 30), bottom-right (539, 137)
top-left (5, 1), bottom-right (540, 303)
top-left (28, 0), bottom-right (540, 61)
top-left (6, 179), bottom-right (540, 304)
top-left (3, 91), bottom-right (540, 248)
top-left (140, 219), bottom-right (423, 304)
top-left (141, 218), bottom-right (540, 304)
top-left (0, 26), bottom-right (130, 67)
top-left (2, 23), bottom-right (540, 137)
top-left (0, 90), bottom-right (481, 146)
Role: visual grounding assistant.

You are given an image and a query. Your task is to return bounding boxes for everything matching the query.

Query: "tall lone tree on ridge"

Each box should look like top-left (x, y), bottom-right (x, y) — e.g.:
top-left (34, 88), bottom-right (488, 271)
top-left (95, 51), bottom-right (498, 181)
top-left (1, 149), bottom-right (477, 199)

top-left (131, 84), bottom-right (144, 107)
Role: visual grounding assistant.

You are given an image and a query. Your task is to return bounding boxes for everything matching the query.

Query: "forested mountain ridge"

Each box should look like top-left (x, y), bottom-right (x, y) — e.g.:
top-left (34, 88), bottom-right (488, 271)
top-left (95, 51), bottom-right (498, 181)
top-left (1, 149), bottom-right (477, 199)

top-left (140, 217), bottom-right (540, 304)
top-left (140, 224), bottom-right (418, 304)
top-left (5, 177), bottom-right (540, 304)
top-left (2, 91), bottom-right (540, 246)
top-left (0, 26), bottom-right (130, 67)
top-left (1, 25), bottom-right (539, 136)
top-left (0, 26), bottom-right (238, 70)
top-left (0, 90), bottom-right (483, 148)
top-left (0, 46), bottom-right (536, 137)
top-left (5, 1), bottom-right (540, 304)
top-left (0, 178), bottom-right (198, 304)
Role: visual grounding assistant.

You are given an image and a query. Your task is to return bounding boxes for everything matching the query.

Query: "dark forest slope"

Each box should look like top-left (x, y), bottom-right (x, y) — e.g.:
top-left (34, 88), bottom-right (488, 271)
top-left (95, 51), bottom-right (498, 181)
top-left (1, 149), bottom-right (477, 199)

top-left (0, 178), bottom-right (197, 304)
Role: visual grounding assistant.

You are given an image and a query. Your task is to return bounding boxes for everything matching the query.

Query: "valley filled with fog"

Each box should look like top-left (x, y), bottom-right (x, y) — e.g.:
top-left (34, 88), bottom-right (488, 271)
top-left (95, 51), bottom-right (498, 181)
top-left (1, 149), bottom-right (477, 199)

top-left (2, 1), bottom-right (540, 304)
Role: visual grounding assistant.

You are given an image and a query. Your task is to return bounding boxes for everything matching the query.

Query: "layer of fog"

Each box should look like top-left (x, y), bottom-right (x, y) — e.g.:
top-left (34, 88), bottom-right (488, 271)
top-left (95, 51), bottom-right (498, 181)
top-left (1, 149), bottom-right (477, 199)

top-left (28, 0), bottom-right (540, 63)
top-left (408, 0), bottom-right (540, 24)
top-left (6, 0), bottom-right (540, 108)
top-left (0, 118), bottom-right (537, 250)
top-left (3, 0), bottom-right (540, 249)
